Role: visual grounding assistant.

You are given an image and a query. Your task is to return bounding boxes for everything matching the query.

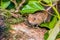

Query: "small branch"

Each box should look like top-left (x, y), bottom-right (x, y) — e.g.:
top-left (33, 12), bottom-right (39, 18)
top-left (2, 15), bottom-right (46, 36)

top-left (45, 3), bottom-right (57, 16)
top-left (15, 0), bottom-right (26, 12)
top-left (46, 3), bottom-right (57, 11)
top-left (11, 0), bottom-right (17, 8)
top-left (10, 13), bottom-right (21, 18)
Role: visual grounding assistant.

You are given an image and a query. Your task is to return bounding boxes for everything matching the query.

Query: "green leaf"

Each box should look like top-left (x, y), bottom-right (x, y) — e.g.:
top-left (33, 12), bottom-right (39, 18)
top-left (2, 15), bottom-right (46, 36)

top-left (47, 20), bottom-right (60, 40)
top-left (7, 2), bottom-right (15, 9)
top-left (20, 1), bottom-right (45, 14)
top-left (49, 16), bottom-right (57, 29)
top-left (56, 32), bottom-right (60, 39)
top-left (1, 1), bottom-right (10, 9)
top-left (40, 22), bottom-right (49, 28)
top-left (40, 16), bottom-right (57, 29)
top-left (44, 31), bottom-right (49, 40)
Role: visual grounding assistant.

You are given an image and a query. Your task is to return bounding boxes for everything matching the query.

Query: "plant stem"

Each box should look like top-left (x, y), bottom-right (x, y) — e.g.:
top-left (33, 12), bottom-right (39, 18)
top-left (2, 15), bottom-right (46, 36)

top-left (52, 6), bottom-right (60, 19)
top-left (47, 20), bottom-right (60, 40)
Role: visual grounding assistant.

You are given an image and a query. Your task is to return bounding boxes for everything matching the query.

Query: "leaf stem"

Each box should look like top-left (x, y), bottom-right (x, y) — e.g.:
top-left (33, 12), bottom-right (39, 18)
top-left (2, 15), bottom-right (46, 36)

top-left (52, 6), bottom-right (60, 19)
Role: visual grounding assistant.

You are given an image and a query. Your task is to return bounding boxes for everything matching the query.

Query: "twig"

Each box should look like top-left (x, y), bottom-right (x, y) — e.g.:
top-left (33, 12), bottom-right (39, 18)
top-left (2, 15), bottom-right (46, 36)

top-left (11, 0), bottom-right (17, 8)
top-left (45, 3), bottom-right (57, 16)
top-left (15, 0), bottom-right (26, 12)
top-left (46, 3), bottom-right (57, 11)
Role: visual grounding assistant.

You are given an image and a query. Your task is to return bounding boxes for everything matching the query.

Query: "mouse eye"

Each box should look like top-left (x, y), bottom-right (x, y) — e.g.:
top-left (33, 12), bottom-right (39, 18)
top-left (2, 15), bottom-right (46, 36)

top-left (34, 18), bottom-right (36, 20)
